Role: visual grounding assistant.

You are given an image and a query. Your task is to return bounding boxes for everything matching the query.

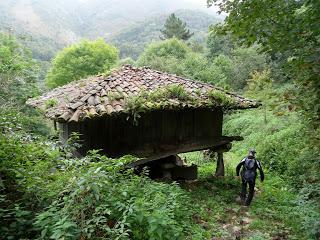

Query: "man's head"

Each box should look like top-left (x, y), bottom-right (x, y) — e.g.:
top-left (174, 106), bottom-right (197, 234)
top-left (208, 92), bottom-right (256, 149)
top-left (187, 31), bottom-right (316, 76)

top-left (248, 148), bottom-right (256, 158)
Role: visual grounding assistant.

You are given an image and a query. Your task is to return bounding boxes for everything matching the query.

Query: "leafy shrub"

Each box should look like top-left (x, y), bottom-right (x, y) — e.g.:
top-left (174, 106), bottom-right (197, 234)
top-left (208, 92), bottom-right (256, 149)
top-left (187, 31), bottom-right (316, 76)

top-left (295, 181), bottom-right (320, 239)
top-left (138, 38), bottom-right (190, 64)
top-left (0, 126), bottom-right (194, 240)
top-left (229, 47), bottom-right (268, 90)
top-left (45, 98), bottom-right (58, 109)
top-left (46, 39), bottom-right (119, 89)
top-left (118, 57), bottom-right (136, 66)
top-left (207, 89), bottom-right (236, 108)
top-left (0, 133), bottom-right (54, 239)
top-left (34, 152), bottom-right (190, 240)
top-left (246, 69), bottom-right (273, 93)
top-left (0, 197), bottom-right (36, 239)
top-left (224, 89), bottom-right (320, 239)
top-left (164, 84), bottom-right (190, 101)
top-left (139, 55), bottom-right (186, 76)
top-left (224, 109), bottom-right (306, 174)
top-left (0, 33), bottom-right (39, 105)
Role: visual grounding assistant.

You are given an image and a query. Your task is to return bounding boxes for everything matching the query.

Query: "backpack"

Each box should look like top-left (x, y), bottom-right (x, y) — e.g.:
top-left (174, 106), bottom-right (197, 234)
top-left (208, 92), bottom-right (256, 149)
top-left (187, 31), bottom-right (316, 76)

top-left (243, 158), bottom-right (256, 182)
top-left (244, 158), bottom-right (256, 170)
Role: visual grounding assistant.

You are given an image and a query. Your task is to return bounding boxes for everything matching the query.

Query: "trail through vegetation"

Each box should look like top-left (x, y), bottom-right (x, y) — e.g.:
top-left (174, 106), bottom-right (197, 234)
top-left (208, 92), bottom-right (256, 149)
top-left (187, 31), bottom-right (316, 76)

top-left (182, 152), bottom-right (308, 239)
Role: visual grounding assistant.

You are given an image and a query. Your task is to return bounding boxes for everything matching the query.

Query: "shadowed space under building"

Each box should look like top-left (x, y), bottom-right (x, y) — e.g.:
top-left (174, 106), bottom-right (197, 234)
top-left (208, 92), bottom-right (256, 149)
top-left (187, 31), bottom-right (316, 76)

top-left (27, 65), bottom-right (260, 180)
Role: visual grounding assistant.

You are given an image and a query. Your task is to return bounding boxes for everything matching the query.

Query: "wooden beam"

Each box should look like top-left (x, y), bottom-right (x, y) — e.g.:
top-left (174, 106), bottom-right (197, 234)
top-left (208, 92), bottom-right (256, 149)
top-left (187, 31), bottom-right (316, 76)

top-left (211, 142), bottom-right (232, 153)
top-left (128, 136), bottom-right (242, 166)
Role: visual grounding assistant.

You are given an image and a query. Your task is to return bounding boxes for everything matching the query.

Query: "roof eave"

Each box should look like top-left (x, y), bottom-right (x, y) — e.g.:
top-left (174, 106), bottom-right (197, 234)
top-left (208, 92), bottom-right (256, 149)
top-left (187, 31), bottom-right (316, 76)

top-left (47, 102), bottom-right (262, 123)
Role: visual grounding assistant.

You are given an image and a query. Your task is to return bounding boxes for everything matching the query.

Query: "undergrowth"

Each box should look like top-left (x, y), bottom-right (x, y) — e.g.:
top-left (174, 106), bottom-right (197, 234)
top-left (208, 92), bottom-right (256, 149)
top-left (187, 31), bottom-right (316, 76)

top-left (0, 112), bottom-right (195, 240)
top-left (34, 152), bottom-right (191, 240)
top-left (1, 108), bottom-right (318, 239)
top-left (1, 83), bottom-right (318, 239)
top-left (222, 106), bottom-right (320, 239)
top-left (180, 151), bottom-right (311, 240)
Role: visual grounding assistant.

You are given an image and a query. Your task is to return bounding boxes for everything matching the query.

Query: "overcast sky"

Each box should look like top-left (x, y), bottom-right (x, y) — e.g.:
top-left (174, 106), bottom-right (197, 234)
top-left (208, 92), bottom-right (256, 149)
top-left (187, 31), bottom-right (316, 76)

top-left (76, 0), bottom-right (221, 15)
top-left (191, 0), bottom-right (221, 14)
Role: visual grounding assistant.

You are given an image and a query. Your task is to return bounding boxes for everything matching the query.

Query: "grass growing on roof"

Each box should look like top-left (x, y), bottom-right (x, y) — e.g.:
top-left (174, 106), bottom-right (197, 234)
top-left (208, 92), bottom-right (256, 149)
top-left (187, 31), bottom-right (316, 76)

top-left (123, 84), bottom-right (197, 124)
top-left (207, 89), bottom-right (237, 108)
top-left (122, 84), bottom-right (239, 124)
top-left (107, 91), bottom-right (124, 101)
top-left (165, 84), bottom-right (192, 101)
top-left (44, 98), bottom-right (58, 109)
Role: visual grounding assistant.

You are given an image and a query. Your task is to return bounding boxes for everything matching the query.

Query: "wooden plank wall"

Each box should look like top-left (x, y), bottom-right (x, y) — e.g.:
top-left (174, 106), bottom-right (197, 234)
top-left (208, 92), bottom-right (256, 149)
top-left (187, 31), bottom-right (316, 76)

top-left (60, 107), bottom-right (223, 158)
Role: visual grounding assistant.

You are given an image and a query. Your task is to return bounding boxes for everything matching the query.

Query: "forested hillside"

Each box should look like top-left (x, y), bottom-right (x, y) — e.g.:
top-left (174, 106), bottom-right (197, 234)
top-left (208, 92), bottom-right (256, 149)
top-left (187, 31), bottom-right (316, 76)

top-left (108, 10), bottom-right (220, 59)
top-left (0, 0), bottom-right (319, 239)
top-left (0, 0), bottom-right (218, 60)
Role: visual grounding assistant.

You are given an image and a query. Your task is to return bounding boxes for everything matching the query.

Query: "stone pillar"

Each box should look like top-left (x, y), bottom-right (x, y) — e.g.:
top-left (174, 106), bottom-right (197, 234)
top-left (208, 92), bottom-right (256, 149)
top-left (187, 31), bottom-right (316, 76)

top-left (215, 152), bottom-right (225, 176)
top-left (210, 142), bottom-right (232, 177)
top-left (53, 120), bottom-right (57, 131)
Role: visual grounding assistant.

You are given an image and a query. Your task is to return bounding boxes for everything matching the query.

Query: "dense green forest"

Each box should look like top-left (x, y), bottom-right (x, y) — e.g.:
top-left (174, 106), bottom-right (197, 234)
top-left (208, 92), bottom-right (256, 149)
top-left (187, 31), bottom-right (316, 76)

top-left (108, 10), bottom-right (219, 59)
top-left (0, 0), bottom-right (319, 239)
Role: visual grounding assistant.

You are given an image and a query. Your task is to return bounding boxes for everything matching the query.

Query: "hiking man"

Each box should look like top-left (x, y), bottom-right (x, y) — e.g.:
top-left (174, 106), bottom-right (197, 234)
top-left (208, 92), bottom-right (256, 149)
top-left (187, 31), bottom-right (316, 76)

top-left (236, 149), bottom-right (264, 206)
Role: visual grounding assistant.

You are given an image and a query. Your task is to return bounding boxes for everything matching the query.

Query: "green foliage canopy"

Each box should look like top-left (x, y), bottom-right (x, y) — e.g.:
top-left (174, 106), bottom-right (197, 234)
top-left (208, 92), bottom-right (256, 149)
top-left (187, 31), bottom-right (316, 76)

top-left (207, 30), bottom-right (234, 59)
top-left (137, 38), bottom-right (190, 76)
top-left (137, 38), bottom-right (218, 84)
top-left (0, 126), bottom-right (195, 239)
top-left (109, 9), bottom-right (218, 60)
top-left (160, 13), bottom-right (194, 41)
top-left (138, 38), bottom-right (269, 90)
top-left (0, 33), bottom-right (38, 105)
top-left (46, 39), bottom-right (119, 89)
top-left (230, 47), bottom-right (269, 89)
top-left (138, 38), bottom-right (189, 62)
top-left (207, 0), bottom-right (320, 128)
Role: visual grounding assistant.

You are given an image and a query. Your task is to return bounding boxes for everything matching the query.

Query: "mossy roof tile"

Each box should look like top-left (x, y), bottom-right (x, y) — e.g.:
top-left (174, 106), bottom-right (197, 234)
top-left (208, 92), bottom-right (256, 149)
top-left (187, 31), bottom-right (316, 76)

top-left (27, 65), bottom-right (260, 122)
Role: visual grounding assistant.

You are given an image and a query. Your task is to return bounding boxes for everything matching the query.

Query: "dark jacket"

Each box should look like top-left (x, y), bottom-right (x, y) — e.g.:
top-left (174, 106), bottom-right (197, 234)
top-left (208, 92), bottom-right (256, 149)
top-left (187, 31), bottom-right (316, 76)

top-left (236, 157), bottom-right (264, 182)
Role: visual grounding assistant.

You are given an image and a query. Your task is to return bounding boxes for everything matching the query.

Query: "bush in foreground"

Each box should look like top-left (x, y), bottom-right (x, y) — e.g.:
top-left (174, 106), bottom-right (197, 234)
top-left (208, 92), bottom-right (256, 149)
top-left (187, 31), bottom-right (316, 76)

top-left (0, 120), bottom-right (192, 240)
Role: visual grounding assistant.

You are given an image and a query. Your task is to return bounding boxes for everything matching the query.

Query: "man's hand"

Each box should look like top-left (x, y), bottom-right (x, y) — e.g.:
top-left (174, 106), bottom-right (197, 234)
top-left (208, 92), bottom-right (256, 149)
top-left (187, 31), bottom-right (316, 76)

top-left (235, 176), bottom-right (240, 180)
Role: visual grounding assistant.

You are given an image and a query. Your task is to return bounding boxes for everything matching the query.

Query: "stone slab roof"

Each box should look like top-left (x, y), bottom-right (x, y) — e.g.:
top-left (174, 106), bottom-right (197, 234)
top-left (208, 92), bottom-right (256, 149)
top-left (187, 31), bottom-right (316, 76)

top-left (27, 65), bottom-right (260, 122)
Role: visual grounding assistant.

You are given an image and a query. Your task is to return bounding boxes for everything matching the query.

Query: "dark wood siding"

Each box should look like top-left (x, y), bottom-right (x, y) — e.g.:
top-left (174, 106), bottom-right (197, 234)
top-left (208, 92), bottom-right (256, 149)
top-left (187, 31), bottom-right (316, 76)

top-left (59, 108), bottom-right (223, 158)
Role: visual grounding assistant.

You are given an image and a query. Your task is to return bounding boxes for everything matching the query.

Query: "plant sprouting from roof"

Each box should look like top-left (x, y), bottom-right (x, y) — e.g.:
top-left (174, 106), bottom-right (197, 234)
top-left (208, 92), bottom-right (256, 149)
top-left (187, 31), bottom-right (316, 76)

top-left (45, 98), bottom-right (58, 109)
top-left (107, 91), bottom-right (124, 102)
top-left (124, 85), bottom-right (195, 125)
top-left (165, 84), bottom-right (192, 101)
top-left (123, 84), bottom-right (240, 124)
top-left (206, 89), bottom-right (236, 108)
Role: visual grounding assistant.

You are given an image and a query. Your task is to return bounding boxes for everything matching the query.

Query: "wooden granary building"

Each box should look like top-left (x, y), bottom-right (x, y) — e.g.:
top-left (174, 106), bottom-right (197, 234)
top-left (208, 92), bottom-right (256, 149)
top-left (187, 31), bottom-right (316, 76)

top-left (28, 65), bottom-right (260, 179)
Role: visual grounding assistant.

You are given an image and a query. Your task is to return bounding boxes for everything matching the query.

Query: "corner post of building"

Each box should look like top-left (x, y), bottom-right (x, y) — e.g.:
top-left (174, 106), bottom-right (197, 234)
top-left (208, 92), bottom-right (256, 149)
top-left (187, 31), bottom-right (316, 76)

top-left (53, 120), bottom-right (57, 131)
top-left (211, 142), bottom-right (232, 177)
top-left (215, 151), bottom-right (225, 176)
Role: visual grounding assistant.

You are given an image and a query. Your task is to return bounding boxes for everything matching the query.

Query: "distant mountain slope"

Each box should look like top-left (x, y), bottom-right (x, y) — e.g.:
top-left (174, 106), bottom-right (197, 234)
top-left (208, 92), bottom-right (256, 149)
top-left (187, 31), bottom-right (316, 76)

top-left (108, 9), bottom-right (221, 59)
top-left (0, 0), bottom-right (80, 44)
top-left (0, 0), bottom-right (221, 60)
top-left (76, 0), bottom-right (221, 38)
top-left (0, 0), bottom-right (217, 41)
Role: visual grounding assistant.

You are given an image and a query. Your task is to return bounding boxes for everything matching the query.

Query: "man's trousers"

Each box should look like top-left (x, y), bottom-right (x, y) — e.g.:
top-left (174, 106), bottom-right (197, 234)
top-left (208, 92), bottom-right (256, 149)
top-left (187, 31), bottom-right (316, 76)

top-left (240, 179), bottom-right (255, 206)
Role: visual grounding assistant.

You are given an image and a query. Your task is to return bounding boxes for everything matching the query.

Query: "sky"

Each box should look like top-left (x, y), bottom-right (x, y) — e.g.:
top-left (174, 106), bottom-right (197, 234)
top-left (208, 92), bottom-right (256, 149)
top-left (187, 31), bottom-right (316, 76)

top-left (75, 0), bottom-right (221, 15)
top-left (187, 0), bottom-right (221, 14)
